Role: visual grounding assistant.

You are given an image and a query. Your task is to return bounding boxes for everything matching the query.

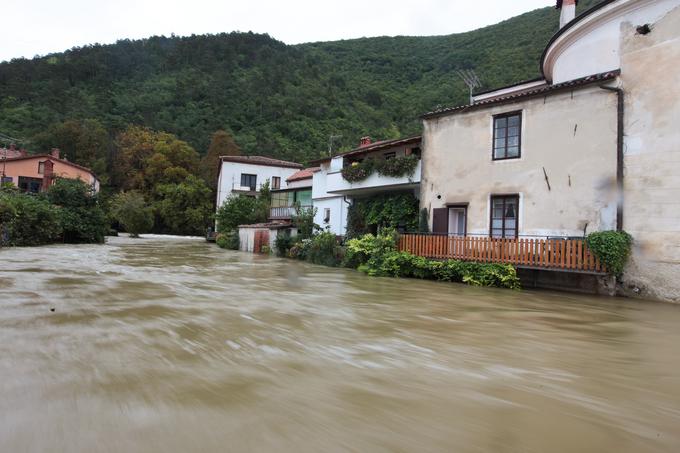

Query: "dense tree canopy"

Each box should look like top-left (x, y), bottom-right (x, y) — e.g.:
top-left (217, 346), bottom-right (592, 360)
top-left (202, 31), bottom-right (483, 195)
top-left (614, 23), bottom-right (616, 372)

top-left (0, 1), bottom-right (600, 164)
top-left (200, 130), bottom-right (241, 189)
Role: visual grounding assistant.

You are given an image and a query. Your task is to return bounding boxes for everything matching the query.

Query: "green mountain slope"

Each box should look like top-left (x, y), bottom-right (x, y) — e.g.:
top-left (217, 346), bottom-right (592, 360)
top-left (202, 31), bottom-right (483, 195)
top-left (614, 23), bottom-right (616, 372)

top-left (0, 0), bottom-right (600, 163)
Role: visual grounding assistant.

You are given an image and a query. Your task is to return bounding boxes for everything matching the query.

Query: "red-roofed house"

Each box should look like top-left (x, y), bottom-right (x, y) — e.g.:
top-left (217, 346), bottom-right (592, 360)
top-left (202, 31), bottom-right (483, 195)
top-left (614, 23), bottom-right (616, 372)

top-left (1, 147), bottom-right (100, 193)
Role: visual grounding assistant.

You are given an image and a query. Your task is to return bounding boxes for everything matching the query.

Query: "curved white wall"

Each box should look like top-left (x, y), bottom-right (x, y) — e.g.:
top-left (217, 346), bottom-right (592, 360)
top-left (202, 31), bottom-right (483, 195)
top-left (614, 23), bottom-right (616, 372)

top-left (544, 0), bottom-right (680, 83)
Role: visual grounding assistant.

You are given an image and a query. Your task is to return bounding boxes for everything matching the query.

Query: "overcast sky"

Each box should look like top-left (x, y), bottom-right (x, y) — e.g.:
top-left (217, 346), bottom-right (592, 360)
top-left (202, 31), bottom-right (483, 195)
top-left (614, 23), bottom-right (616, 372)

top-left (2, 0), bottom-right (553, 63)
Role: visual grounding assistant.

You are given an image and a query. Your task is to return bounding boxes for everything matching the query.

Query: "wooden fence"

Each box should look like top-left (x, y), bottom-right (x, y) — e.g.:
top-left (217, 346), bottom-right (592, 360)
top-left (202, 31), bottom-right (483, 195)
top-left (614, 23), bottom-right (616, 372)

top-left (398, 234), bottom-right (605, 273)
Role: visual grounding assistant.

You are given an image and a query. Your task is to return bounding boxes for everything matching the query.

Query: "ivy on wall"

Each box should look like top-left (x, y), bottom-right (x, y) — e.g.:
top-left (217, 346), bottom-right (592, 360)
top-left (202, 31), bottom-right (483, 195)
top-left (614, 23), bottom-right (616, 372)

top-left (346, 193), bottom-right (419, 238)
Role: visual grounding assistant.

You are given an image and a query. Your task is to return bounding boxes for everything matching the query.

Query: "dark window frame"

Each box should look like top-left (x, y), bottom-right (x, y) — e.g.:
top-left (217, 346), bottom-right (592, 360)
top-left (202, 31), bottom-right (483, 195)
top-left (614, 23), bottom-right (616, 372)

top-left (323, 208), bottom-right (331, 223)
top-left (492, 111), bottom-right (522, 161)
top-left (240, 173), bottom-right (257, 191)
top-left (38, 161), bottom-right (45, 175)
top-left (271, 176), bottom-right (281, 190)
top-left (489, 194), bottom-right (520, 238)
top-left (383, 152), bottom-right (396, 160)
top-left (18, 176), bottom-right (43, 193)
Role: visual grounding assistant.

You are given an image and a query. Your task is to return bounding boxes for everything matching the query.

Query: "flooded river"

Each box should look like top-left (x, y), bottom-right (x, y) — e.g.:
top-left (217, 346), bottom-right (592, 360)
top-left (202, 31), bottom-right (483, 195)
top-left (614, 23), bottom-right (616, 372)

top-left (1, 236), bottom-right (679, 452)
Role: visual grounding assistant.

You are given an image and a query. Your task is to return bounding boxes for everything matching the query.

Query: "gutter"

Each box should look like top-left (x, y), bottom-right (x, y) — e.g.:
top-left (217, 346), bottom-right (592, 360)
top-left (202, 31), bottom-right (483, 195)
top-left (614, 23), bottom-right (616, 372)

top-left (600, 85), bottom-right (624, 232)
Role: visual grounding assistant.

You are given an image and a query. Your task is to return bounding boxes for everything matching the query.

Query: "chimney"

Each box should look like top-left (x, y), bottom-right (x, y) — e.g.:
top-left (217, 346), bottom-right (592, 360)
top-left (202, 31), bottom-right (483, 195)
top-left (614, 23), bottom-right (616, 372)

top-left (557, 0), bottom-right (577, 29)
top-left (42, 160), bottom-right (55, 191)
top-left (359, 136), bottom-right (372, 147)
top-left (51, 148), bottom-right (60, 159)
top-left (9, 144), bottom-right (16, 151)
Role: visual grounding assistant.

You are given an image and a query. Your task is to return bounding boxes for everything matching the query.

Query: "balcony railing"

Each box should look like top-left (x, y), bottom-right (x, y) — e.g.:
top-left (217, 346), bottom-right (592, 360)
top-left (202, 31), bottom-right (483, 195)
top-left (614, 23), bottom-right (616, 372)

top-left (399, 234), bottom-right (605, 273)
top-left (270, 205), bottom-right (312, 220)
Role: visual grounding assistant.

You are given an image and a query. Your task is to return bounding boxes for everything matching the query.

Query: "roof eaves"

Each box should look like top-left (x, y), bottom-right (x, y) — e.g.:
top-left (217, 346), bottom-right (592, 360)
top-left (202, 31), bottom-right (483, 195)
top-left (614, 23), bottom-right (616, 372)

top-left (422, 70), bottom-right (620, 119)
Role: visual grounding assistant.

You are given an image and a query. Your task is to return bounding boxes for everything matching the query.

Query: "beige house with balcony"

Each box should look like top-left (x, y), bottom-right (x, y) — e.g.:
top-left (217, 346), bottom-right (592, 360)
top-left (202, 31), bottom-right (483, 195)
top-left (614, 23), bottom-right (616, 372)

top-left (419, 0), bottom-right (680, 301)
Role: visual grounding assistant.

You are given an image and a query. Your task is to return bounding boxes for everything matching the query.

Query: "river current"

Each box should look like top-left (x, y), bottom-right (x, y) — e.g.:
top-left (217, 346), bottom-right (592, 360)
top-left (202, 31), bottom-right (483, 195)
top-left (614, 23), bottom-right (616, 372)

top-left (1, 235), bottom-right (679, 452)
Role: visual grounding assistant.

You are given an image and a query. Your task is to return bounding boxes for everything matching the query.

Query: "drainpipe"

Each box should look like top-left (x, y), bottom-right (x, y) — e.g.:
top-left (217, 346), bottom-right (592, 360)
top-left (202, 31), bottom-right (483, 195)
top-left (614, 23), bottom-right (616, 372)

top-left (600, 85), bottom-right (624, 232)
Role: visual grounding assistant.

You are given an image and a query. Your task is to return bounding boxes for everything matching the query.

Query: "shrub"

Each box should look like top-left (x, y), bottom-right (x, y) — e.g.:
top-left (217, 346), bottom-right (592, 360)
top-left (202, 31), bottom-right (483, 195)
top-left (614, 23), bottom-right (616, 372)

top-left (307, 231), bottom-right (342, 267)
top-left (586, 230), bottom-right (633, 276)
top-left (292, 205), bottom-right (318, 239)
top-left (274, 234), bottom-right (294, 256)
top-left (0, 192), bottom-right (62, 246)
top-left (216, 230), bottom-right (240, 250)
top-left (343, 231), bottom-right (521, 290)
top-left (341, 159), bottom-right (375, 182)
top-left (110, 191), bottom-right (154, 238)
top-left (419, 208), bottom-right (429, 233)
top-left (288, 239), bottom-right (312, 260)
top-left (47, 178), bottom-right (108, 244)
top-left (215, 194), bottom-right (265, 233)
top-left (342, 228), bottom-right (398, 269)
top-left (341, 155), bottom-right (419, 183)
top-left (375, 154), bottom-right (419, 178)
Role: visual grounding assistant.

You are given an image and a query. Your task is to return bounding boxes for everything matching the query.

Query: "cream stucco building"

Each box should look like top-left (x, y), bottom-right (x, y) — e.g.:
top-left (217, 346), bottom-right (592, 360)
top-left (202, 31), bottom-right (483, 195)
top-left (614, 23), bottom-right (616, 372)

top-left (420, 0), bottom-right (680, 302)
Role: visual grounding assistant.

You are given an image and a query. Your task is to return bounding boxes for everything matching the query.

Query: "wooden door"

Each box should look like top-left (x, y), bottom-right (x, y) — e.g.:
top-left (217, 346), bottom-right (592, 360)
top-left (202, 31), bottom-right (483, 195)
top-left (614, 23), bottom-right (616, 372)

top-left (253, 230), bottom-right (270, 253)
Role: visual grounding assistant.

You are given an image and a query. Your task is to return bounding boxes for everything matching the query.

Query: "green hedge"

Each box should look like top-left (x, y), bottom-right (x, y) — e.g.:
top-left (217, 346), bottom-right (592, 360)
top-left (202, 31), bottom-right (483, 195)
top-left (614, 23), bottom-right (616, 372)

top-left (586, 230), bottom-right (632, 276)
top-left (288, 231), bottom-right (343, 267)
top-left (343, 230), bottom-right (520, 289)
top-left (216, 231), bottom-right (239, 250)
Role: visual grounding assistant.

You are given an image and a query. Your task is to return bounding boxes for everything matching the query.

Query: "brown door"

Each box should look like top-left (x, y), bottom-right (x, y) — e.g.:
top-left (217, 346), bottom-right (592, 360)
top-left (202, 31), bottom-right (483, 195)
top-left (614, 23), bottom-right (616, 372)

top-left (253, 230), bottom-right (270, 253)
top-left (432, 208), bottom-right (448, 234)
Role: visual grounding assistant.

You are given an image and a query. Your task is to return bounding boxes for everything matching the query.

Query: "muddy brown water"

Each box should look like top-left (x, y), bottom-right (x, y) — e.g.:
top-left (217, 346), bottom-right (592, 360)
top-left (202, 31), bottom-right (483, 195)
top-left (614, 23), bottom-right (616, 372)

top-left (1, 235), bottom-right (679, 452)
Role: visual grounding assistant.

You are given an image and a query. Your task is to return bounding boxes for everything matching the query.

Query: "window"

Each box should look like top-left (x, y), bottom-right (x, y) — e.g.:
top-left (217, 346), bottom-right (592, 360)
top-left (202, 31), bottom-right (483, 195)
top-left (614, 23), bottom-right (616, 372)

top-left (38, 161), bottom-right (45, 175)
top-left (271, 176), bottom-right (281, 190)
top-left (294, 189), bottom-right (312, 207)
top-left (490, 195), bottom-right (519, 238)
top-left (240, 174), bottom-right (257, 191)
top-left (18, 176), bottom-right (42, 193)
top-left (408, 147), bottom-right (422, 158)
top-left (383, 152), bottom-right (396, 160)
top-left (271, 191), bottom-right (288, 208)
top-left (323, 208), bottom-right (331, 224)
top-left (493, 112), bottom-right (522, 160)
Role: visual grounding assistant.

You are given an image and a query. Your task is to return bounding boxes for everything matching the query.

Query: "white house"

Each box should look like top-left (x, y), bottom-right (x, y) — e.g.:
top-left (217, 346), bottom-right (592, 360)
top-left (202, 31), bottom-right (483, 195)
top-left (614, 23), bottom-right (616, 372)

top-left (215, 155), bottom-right (303, 211)
top-left (419, 0), bottom-right (680, 301)
top-left (311, 136), bottom-right (422, 236)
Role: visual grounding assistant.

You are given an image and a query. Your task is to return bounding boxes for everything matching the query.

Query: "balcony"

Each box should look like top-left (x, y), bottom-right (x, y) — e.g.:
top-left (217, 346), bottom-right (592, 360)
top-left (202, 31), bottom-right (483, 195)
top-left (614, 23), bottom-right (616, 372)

top-left (270, 205), bottom-right (313, 220)
top-left (326, 159), bottom-right (421, 195)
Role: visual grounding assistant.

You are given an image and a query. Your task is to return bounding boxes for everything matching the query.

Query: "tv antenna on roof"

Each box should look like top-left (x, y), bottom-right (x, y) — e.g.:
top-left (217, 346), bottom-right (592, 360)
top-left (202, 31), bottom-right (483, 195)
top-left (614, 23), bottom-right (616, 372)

top-left (457, 69), bottom-right (482, 105)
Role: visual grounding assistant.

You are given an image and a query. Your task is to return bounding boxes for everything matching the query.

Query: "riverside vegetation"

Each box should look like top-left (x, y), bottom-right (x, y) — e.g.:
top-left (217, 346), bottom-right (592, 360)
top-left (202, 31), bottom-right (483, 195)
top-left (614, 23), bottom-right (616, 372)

top-left (0, 179), bottom-right (107, 246)
top-left (276, 228), bottom-right (521, 290)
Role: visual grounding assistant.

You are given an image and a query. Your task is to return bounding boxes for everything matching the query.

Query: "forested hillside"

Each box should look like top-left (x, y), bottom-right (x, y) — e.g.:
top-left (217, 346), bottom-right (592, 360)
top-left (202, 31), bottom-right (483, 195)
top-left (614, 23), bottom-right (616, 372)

top-left (0, 1), bottom-right (599, 165)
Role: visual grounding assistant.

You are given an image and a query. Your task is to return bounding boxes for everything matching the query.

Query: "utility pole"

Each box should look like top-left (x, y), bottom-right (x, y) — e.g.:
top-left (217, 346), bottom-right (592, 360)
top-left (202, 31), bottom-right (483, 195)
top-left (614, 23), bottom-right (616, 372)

top-left (457, 69), bottom-right (482, 105)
